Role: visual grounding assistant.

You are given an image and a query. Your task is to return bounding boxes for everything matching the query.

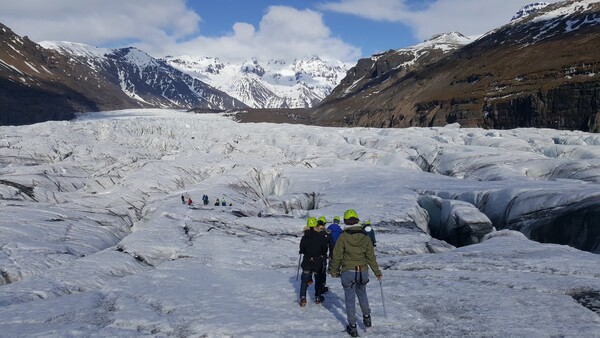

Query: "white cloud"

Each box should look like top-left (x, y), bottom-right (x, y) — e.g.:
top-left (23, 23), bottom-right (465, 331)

top-left (0, 0), bottom-right (568, 64)
top-left (318, 0), bottom-right (411, 21)
top-left (319, 0), bottom-right (561, 41)
top-left (0, 0), bottom-right (200, 46)
top-left (145, 6), bottom-right (361, 63)
top-left (0, 1), bottom-right (360, 63)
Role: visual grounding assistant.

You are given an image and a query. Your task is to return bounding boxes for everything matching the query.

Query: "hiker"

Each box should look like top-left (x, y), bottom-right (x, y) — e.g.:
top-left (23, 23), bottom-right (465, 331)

top-left (202, 194), bottom-right (209, 206)
top-left (221, 197), bottom-right (227, 206)
top-left (330, 209), bottom-right (382, 337)
top-left (299, 217), bottom-right (329, 307)
top-left (363, 220), bottom-right (377, 247)
top-left (327, 215), bottom-right (343, 246)
top-left (316, 216), bottom-right (333, 294)
top-left (215, 198), bottom-right (220, 206)
top-left (181, 194), bottom-right (185, 204)
top-left (187, 197), bottom-right (193, 206)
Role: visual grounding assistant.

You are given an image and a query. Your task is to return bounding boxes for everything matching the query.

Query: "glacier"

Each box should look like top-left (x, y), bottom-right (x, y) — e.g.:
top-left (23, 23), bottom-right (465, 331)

top-left (1, 109), bottom-right (600, 337)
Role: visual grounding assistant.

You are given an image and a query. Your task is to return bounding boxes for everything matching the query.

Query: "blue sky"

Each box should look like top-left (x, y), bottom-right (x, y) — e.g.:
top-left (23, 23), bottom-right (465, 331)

top-left (191, 0), bottom-right (422, 56)
top-left (0, 0), bottom-right (559, 63)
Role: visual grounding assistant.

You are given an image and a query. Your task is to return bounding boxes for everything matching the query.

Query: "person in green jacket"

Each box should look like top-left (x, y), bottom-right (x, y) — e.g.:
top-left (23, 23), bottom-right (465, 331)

top-left (330, 209), bottom-right (382, 337)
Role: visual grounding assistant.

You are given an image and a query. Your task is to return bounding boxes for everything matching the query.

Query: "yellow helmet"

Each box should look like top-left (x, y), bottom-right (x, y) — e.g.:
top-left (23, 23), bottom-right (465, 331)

top-left (365, 220), bottom-right (371, 225)
top-left (306, 217), bottom-right (317, 228)
top-left (333, 216), bottom-right (340, 222)
top-left (317, 216), bottom-right (327, 225)
top-left (344, 209), bottom-right (358, 220)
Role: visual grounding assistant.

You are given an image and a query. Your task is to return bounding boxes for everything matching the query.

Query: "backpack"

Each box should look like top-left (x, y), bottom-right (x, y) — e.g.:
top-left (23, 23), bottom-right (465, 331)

top-left (362, 225), bottom-right (377, 247)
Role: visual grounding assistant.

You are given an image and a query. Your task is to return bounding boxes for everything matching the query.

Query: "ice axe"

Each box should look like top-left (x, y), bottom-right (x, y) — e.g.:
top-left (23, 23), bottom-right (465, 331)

top-left (379, 279), bottom-right (387, 318)
top-left (296, 254), bottom-right (302, 281)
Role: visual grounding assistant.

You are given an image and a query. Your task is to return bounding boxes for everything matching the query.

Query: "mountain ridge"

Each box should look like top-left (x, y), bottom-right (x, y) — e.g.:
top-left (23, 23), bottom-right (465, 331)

top-left (164, 55), bottom-right (350, 109)
top-left (2, 1), bottom-right (599, 129)
top-left (0, 27), bottom-right (246, 125)
top-left (308, 0), bottom-right (600, 131)
top-left (40, 41), bottom-right (247, 110)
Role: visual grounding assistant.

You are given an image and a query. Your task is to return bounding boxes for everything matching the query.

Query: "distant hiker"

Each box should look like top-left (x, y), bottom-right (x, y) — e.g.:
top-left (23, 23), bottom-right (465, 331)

top-left (362, 220), bottom-right (377, 247)
top-left (202, 194), bottom-right (209, 206)
top-left (330, 209), bottom-right (382, 337)
top-left (327, 215), bottom-right (343, 246)
top-left (221, 198), bottom-right (227, 206)
top-left (181, 194), bottom-right (185, 204)
top-left (316, 216), bottom-right (333, 294)
top-left (299, 217), bottom-right (329, 307)
top-left (187, 197), bottom-right (193, 206)
top-left (215, 198), bottom-right (220, 206)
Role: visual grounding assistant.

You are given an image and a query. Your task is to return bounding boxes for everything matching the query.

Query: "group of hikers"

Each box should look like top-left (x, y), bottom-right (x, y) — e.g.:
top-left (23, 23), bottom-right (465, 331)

top-left (299, 209), bottom-right (380, 337)
top-left (180, 194), bottom-right (231, 207)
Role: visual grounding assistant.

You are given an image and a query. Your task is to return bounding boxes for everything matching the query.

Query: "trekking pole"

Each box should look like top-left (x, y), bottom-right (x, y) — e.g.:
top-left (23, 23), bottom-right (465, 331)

top-left (379, 279), bottom-right (387, 318)
top-left (296, 254), bottom-right (302, 281)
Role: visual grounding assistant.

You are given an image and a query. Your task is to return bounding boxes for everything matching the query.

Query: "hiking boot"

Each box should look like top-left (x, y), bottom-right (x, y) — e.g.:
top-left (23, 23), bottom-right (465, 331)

top-left (315, 295), bottom-right (325, 304)
top-left (363, 314), bottom-right (372, 328)
top-left (307, 278), bottom-right (313, 286)
top-left (346, 324), bottom-right (358, 337)
top-left (322, 286), bottom-right (329, 293)
top-left (299, 297), bottom-right (307, 307)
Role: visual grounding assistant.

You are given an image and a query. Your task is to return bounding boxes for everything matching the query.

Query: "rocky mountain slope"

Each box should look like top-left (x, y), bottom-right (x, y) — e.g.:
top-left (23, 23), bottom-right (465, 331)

top-left (0, 25), bottom-right (245, 125)
top-left (310, 0), bottom-right (600, 131)
top-left (511, 2), bottom-right (551, 21)
top-left (164, 56), bottom-right (349, 109)
top-left (319, 32), bottom-right (475, 106)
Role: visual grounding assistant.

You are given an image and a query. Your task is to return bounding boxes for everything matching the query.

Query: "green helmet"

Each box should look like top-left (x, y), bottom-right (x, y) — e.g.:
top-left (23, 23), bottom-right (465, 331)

top-left (333, 216), bottom-right (340, 222)
top-left (344, 209), bottom-right (358, 220)
top-left (365, 220), bottom-right (371, 225)
top-left (306, 217), bottom-right (317, 228)
top-left (317, 216), bottom-right (327, 225)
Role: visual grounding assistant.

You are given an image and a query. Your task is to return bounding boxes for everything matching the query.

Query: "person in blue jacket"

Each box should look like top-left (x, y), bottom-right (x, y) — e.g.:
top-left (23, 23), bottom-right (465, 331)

top-left (327, 215), bottom-right (343, 246)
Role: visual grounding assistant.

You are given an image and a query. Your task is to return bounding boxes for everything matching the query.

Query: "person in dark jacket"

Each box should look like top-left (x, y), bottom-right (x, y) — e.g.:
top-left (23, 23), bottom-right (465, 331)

top-left (363, 220), bottom-right (377, 247)
top-left (299, 217), bottom-right (329, 307)
top-left (330, 209), bottom-right (382, 337)
top-left (316, 216), bottom-right (333, 294)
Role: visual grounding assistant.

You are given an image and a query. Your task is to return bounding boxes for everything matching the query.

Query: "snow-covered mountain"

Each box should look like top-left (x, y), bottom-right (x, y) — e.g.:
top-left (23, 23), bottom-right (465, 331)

top-left (2, 109), bottom-right (600, 336)
top-left (164, 55), bottom-right (350, 108)
top-left (511, 2), bottom-right (550, 21)
top-left (488, 0), bottom-right (600, 45)
top-left (1, 21), bottom-right (248, 125)
top-left (40, 41), bottom-right (247, 110)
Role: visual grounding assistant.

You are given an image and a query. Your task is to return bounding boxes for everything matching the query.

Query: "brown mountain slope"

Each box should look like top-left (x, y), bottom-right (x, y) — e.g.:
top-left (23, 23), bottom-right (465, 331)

top-left (310, 1), bottom-right (600, 131)
top-left (0, 24), bottom-right (142, 125)
top-left (1, 23), bottom-right (246, 126)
